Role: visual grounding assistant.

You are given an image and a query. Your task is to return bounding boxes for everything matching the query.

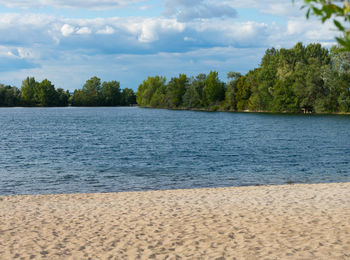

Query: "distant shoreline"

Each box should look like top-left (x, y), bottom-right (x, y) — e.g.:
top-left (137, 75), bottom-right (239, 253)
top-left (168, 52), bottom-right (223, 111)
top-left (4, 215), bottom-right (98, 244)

top-left (0, 105), bottom-right (138, 108)
top-left (139, 106), bottom-right (350, 115)
top-left (1, 105), bottom-right (350, 115)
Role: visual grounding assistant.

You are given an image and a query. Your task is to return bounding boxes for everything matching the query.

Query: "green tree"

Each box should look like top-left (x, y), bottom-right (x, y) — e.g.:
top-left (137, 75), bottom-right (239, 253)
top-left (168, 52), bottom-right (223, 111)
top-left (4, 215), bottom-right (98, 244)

top-left (136, 76), bottom-right (166, 106)
top-left (56, 88), bottom-right (70, 106)
top-left (305, 43), bottom-right (330, 65)
top-left (203, 71), bottom-right (225, 106)
top-left (182, 74), bottom-right (207, 108)
top-left (250, 48), bottom-right (279, 111)
top-left (166, 74), bottom-right (189, 108)
top-left (101, 81), bottom-right (121, 106)
top-left (82, 76), bottom-right (101, 106)
top-left (182, 84), bottom-right (201, 108)
top-left (0, 85), bottom-right (21, 107)
top-left (147, 82), bottom-right (166, 107)
top-left (330, 45), bottom-right (350, 111)
top-left (271, 79), bottom-right (299, 112)
top-left (225, 72), bottom-right (242, 110)
top-left (20, 77), bottom-right (38, 106)
top-left (192, 73), bottom-right (207, 106)
top-left (35, 79), bottom-right (58, 107)
top-left (121, 88), bottom-right (136, 106)
top-left (235, 70), bottom-right (258, 111)
top-left (293, 59), bottom-right (325, 112)
top-left (71, 89), bottom-right (84, 106)
top-left (337, 74), bottom-right (350, 112)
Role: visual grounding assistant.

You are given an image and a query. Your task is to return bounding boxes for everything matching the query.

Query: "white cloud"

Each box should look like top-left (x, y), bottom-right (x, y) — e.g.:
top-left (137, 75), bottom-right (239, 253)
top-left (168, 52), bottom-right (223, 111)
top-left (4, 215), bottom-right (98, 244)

top-left (0, 11), bottom-right (339, 59)
top-left (119, 18), bottom-right (186, 43)
top-left (0, 0), bottom-right (146, 10)
top-left (286, 18), bottom-right (338, 42)
top-left (97, 26), bottom-right (115, 35)
top-left (61, 24), bottom-right (75, 36)
top-left (76, 27), bottom-right (92, 35)
top-left (138, 19), bottom-right (160, 42)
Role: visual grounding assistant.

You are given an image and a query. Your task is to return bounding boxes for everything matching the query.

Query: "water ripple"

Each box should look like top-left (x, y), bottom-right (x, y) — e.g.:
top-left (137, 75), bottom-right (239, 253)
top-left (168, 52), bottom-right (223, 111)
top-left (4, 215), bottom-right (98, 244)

top-left (0, 107), bottom-right (350, 195)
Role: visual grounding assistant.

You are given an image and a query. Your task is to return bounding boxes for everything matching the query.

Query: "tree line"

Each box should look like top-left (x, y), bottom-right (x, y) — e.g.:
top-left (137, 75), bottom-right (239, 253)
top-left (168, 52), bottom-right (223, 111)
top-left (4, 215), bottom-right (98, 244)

top-left (0, 76), bottom-right (136, 107)
top-left (136, 43), bottom-right (350, 113)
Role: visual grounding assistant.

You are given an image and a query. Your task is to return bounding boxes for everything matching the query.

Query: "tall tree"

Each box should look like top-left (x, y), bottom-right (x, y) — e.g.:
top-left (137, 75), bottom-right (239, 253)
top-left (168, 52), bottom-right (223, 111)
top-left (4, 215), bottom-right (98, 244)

top-left (203, 71), bottom-right (225, 106)
top-left (271, 79), bottom-right (299, 112)
top-left (21, 77), bottom-right (38, 106)
top-left (166, 74), bottom-right (189, 108)
top-left (225, 72), bottom-right (242, 110)
top-left (101, 81), bottom-right (121, 106)
top-left (136, 76), bottom-right (166, 106)
top-left (56, 88), bottom-right (70, 107)
top-left (82, 76), bottom-right (101, 106)
top-left (121, 88), bottom-right (136, 106)
top-left (182, 84), bottom-right (201, 108)
top-left (71, 90), bottom-right (84, 106)
top-left (35, 79), bottom-right (58, 107)
top-left (0, 85), bottom-right (21, 107)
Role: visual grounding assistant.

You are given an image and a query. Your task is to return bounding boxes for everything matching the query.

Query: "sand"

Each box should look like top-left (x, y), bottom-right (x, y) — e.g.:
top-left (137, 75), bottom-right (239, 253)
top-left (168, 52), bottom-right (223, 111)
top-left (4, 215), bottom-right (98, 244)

top-left (0, 183), bottom-right (350, 259)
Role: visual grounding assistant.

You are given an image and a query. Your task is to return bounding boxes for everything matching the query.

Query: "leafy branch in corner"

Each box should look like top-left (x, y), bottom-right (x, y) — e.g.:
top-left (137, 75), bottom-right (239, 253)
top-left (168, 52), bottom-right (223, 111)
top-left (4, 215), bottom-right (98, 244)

top-left (301, 0), bottom-right (350, 50)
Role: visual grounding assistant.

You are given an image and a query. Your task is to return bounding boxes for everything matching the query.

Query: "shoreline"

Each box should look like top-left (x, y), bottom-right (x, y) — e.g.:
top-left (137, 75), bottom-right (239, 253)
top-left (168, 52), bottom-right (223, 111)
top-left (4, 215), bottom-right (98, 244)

top-left (1, 182), bottom-right (349, 259)
top-left (1, 181), bottom-right (349, 197)
top-left (1, 106), bottom-right (350, 115)
top-left (140, 106), bottom-right (350, 116)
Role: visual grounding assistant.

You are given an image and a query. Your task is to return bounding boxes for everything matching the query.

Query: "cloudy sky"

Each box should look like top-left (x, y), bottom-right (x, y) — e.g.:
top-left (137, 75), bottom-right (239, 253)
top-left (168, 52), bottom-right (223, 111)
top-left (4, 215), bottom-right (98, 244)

top-left (0, 0), bottom-right (339, 91)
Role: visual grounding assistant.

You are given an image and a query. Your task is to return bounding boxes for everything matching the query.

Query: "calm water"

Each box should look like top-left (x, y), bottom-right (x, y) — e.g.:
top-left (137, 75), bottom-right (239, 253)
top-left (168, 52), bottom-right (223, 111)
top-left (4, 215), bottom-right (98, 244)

top-left (0, 107), bottom-right (349, 195)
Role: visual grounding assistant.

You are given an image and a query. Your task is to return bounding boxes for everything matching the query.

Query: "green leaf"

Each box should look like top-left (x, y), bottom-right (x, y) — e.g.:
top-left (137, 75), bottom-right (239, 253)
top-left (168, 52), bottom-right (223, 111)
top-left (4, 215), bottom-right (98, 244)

top-left (334, 20), bottom-right (345, 31)
top-left (312, 7), bottom-right (323, 16)
top-left (306, 8), bottom-right (311, 19)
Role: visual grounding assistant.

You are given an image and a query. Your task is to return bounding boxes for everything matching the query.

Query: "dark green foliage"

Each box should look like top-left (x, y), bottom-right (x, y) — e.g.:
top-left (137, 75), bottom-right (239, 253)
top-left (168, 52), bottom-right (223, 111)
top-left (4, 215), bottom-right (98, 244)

top-left (36, 79), bottom-right (58, 107)
top-left (81, 76), bottom-right (101, 106)
top-left (167, 74), bottom-right (189, 107)
top-left (121, 88), bottom-right (136, 106)
top-left (0, 84), bottom-right (21, 107)
top-left (236, 70), bottom-right (258, 110)
top-left (71, 77), bottom-right (135, 107)
top-left (0, 76), bottom-right (134, 107)
top-left (101, 81), bottom-right (121, 106)
top-left (71, 90), bottom-right (83, 106)
top-left (21, 77), bottom-right (59, 106)
top-left (203, 71), bottom-right (225, 106)
top-left (182, 74), bottom-right (207, 108)
top-left (271, 79), bottom-right (299, 112)
top-left (183, 84), bottom-right (201, 108)
top-left (136, 42), bottom-right (350, 113)
top-left (56, 89), bottom-right (70, 107)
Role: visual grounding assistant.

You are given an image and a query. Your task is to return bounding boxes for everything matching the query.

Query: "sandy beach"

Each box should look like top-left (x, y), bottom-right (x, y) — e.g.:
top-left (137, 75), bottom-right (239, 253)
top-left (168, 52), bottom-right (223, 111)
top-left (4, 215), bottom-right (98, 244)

top-left (0, 183), bottom-right (350, 259)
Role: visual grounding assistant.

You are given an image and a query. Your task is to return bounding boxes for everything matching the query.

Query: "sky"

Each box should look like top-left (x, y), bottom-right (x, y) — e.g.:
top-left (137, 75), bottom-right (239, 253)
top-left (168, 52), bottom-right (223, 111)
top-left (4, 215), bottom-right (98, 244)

top-left (0, 0), bottom-right (340, 91)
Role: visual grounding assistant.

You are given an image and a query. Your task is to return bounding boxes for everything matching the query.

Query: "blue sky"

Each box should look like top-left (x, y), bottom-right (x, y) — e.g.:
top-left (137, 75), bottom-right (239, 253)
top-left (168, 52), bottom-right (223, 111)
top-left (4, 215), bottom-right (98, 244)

top-left (0, 0), bottom-right (339, 91)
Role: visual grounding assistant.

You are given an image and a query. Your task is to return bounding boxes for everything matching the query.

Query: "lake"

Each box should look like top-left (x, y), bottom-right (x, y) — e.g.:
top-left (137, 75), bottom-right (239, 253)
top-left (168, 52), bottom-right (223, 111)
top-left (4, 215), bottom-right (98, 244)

top-left (0, 107), bottom-right (349, 195)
